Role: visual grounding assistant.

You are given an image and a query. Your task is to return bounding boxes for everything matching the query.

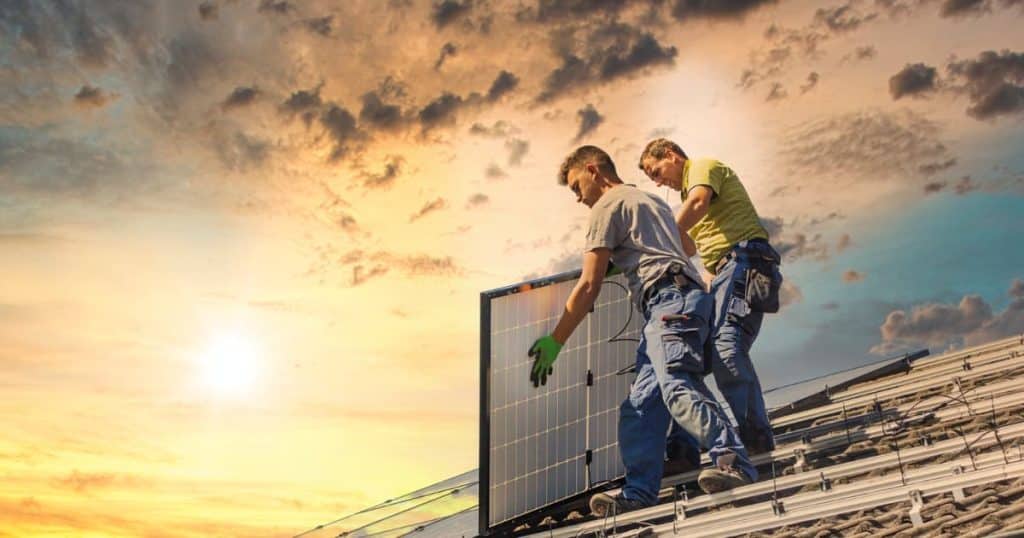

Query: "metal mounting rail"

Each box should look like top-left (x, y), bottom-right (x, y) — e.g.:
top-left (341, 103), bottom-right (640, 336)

top-left (825, 341), bottom-right (1023, 406)
top-left (528, 385), bottom-right (1024, 537)
top-left (773, 352), bottom-right (1024, 428)
top-left (647, 452), bottom-right (1024, 537)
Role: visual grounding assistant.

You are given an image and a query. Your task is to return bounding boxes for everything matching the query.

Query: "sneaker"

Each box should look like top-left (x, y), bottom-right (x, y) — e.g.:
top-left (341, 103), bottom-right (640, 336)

top-left (588, 492), bottom-right (651, 518)
top-left (697, 466), bottom-right (752, 494)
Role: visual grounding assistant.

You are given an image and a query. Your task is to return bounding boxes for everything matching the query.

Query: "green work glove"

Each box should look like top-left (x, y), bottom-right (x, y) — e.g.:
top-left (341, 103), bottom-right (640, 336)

top-left (529, 335), bottom-right (563, 388)
top-left (605, 263), bottom-right (623, 277)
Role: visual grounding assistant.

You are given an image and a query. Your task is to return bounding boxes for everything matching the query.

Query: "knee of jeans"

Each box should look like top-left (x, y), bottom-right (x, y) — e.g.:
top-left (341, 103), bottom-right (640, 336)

top-left (626, 374), bottom-right (659, 411)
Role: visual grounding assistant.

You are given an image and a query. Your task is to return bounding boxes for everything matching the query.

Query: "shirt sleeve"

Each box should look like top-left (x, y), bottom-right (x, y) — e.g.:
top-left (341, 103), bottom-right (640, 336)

top-left (686, 158), bottom-right (724, 198)
top-left (583, 200), bottom-right (626, 252)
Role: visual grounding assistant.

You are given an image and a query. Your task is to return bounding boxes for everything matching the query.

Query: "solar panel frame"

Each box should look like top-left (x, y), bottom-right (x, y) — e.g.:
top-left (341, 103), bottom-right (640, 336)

top-left (479, 270), bottom-right (642, 536)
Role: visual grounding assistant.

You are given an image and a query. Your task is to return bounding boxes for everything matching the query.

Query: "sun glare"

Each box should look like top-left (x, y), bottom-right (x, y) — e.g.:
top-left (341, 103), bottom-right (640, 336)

top-left (196, 332), bottom-right (264, 398)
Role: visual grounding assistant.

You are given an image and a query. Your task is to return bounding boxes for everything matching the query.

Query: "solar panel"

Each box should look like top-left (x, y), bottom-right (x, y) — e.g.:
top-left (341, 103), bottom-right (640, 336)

top-left (479, 270), bottom-right (642, 535)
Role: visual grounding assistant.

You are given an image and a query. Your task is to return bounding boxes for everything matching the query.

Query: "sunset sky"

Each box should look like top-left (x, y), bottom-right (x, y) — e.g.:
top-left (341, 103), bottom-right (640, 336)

top-left (2, 0), bottom-right (1024, 536)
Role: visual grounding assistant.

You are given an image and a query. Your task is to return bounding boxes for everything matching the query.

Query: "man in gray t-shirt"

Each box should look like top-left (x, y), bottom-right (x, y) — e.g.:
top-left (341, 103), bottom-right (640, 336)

top-left (527, 145), bottom-right (756, 517)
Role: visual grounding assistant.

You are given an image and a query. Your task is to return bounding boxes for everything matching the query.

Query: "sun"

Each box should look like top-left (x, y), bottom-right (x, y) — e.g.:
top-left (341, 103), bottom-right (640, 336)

top-left (196, 332), bottom-right (264, 398)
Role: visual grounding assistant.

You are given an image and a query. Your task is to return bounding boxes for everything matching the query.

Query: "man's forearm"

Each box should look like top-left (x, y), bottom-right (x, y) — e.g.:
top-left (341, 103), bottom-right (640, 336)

top-left (677, 224), bottom-right (697, 257)
top-left (551, 280), bottom-right (601, 344)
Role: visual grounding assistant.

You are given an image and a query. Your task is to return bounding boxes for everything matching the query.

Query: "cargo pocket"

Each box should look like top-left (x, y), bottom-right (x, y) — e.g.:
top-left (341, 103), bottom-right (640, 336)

top-left (662, 326), bottom-right (706, 374)
top-left (745, 261), bottom-right (782, 313)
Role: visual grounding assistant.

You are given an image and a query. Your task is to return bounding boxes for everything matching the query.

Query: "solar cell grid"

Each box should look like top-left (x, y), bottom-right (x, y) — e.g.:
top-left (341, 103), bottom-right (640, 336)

top-left (480, 272), bottom-right (643, 535)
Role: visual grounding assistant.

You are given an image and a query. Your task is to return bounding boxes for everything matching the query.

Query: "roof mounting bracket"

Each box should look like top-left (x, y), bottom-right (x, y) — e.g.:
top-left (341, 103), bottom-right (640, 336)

top-left (771, 498), bottom-right (785, 517)
top-left (793, 448), bottom-right (808, 474)
top-left (951, 466), bottom-right (966, 502)
top-left (819, 472), bottom-right (832, 492)
top-left (908, 489), bottom-right (925, 527)
top-left (962, 357), bottom-right (972, 371)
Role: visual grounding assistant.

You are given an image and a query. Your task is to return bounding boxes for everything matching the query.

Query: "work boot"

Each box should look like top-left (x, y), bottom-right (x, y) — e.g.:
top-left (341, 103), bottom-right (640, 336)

top-left (697, 466), bottom-right (753, 494)
top-left (588, 492), bottom-right (651, 518)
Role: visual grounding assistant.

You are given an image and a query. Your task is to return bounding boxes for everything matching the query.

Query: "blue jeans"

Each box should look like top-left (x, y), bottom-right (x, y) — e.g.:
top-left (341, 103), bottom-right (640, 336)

top-left (668, 240), bottom-right (778, 455)
top-left (619, 280), bottom-right (756, 505)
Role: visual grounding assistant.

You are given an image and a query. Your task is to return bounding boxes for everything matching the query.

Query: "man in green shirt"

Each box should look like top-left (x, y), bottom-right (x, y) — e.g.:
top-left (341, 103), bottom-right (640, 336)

top-left (639, 138), bottom-right (783, 457)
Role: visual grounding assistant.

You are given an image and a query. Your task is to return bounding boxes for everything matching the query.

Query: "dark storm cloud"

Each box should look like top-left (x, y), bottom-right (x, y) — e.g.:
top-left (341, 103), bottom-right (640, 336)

top-left (198, 2), bottom-right (218, 20)
top-left (813, 2), bottom-right (878, 32)
top-left (537, 22), bottom-right (677, 102)
top-left (669, 0), bottom-right (778, 21)
top-left (73, 85), bottom-right (114, 108)
top-left (517, 0), bottom-right (631, 23)
top-left (871, 278), bottom-right (1024, 354)
top-left (779, 110), bottom-right (954, 184)
top-left (361, 156), bottom-right (404, 189)
top-left (487, 70), bottom-right (519, 101)
top-left (304, 15), bottom-right (334, 36)
top-left (359, 91), bottom-right (406, 131)
top-left (221, 86), bottom-right (259, 111)
top-left (417, 92), bottom-right (465, 130)
top-left (946, 50), bottom-right (1024, 120)
top-left (259, 0), bottom-right (295, 15)
top-left (409, 197), bottom-right (447, 221)
top-left (434, 42), bottom-right (457, 70)
top-left (505, 138), bottom-right (529, 166)
top-left (940, 0), bottom-right (989, 17)
top-left (432, 0), bottom-right (471, 28)
top-left (320, 104), bottom-right (361, 162)
top-left (280, 84), bottom-right (324, 125)
top-left (574, 104), bottom-right (604, 141)
top-left (889, 63), bottom-right (939, 99)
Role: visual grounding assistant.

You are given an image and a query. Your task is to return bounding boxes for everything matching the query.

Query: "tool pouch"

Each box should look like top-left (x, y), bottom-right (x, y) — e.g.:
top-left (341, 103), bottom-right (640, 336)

top-left (745, 258), bottom-right (783, 314)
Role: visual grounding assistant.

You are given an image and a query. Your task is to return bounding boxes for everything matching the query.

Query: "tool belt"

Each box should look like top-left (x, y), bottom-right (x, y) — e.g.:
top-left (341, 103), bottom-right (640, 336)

top-left (641, 264), bottom-right (700, 306)
top-left (716, 239), bottom-right (784, 314)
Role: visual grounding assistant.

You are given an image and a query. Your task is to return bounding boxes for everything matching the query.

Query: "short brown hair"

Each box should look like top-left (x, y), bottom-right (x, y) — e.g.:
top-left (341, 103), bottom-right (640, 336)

top-left (638, 138), bottom-right (688, 171)
top-left (558, 145), bottom-right (619, 185)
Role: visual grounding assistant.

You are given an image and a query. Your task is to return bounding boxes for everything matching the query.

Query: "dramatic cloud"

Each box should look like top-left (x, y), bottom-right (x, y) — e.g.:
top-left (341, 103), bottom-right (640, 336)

top-left (487, 70), bottom-right (519, 101)
top-left (779, 110), bottom-right (954, 184)
top-left (889, 63), bottom-right (939, 100)
top-left (417, 92), bottom-right (465, 130)
top-left (505, 138), bottom-right (529, 166)
top-left (918, 158), bottom-right (957, 176)
top-left (320, 104), bottom-right (361, 162)
top-left (466, 193), bottom-right (490, 208)
top-left (359, 91), bottom-right (406, 132)
top-left (760, 216), bottom-right (831, 262)
top-left (537, 22), bottom-right (677, 102)
top-left (469, 121), bottom-right (516, 138)
top-left (871, 279), bottom-right (1024, 354)
top-left (73, 85), bottom-right (114, 108)
top-left (574, 104), bottom-right (604, 142)
top-left (259, 0), bottom-right (295, 15)
top-left (842, 269), bottom-right (865, 283)
top-left (337, 249), bottom-right (463, 286)
top-left (940, 0), bottom-right (990, 17)
top-left (304, 16), bottom-right (334, 37)
top-left (434, 42), bottom-right (457, 70)
top-left (432, 0), bottom-right (471, 28)
top-left (198, 2), bottom-right (218, 21)
top-left (946, 50), bottom-right (1024, 120)
top-left (280, 84), bottom-right (324, 124)
top-left (221, 87), bottom-right (259, 111)
top-left (361, 156), bottom-right (404, 189)
top-left (669, 0), bottom-right (778, 21)
top-left (409, 197), bottom-right (447, 222)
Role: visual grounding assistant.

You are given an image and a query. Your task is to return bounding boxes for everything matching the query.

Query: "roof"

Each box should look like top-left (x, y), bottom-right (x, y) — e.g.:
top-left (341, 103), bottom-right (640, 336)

top-left (295, 333), bottom-right (1024, 538)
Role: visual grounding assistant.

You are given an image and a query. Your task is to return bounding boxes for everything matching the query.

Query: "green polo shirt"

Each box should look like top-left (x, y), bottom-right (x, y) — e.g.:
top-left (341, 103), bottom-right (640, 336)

top-left (682, 158), bottom-right (768, 273)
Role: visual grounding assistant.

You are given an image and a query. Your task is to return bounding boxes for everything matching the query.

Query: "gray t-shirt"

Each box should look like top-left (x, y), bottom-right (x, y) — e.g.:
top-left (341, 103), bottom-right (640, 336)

top-left (583, 185), bottom-right (703, 310)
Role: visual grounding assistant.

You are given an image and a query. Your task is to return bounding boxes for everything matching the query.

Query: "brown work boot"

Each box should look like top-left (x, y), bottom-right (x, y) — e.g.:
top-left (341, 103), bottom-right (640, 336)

top-left (588, 492), bottom-right (652, 518)
top-left (697, 466), bottom-right (752, 494)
